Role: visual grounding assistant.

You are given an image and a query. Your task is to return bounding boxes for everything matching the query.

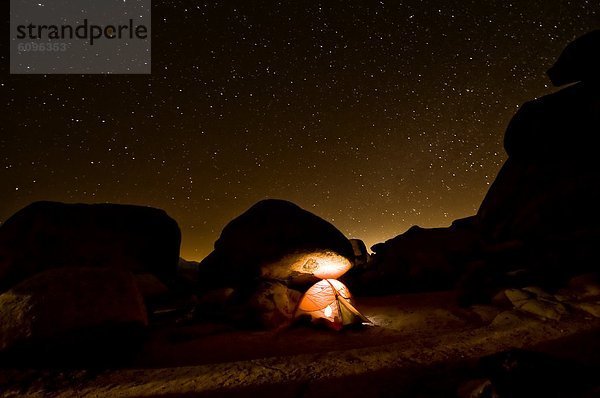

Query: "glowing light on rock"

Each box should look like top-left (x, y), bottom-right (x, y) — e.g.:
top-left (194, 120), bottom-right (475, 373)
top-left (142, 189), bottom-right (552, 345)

top-left (309, 254), bottom-right (353, 279)
top-left (260, 250), bottom-right (353, 282)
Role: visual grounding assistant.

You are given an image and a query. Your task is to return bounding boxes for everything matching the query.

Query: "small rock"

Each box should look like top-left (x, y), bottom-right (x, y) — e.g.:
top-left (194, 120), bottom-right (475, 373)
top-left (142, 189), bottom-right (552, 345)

top-left (457, 378), bottom-right (495, 398)
top-left (249, 282), bottom-right (302, 329)
top-left (519, 299), bottom-right (566, 321)
top-left (505, 288), bottom-right (534, 306)
top-left (471, 305), bottom-right (502, 324)
top-left (522, 286), bottom-right (555, 301)
top-left (504, 287), bottom-right (567, 320)
top-left (566, 273), bottom-right (600, 300)
top-left (491, 289), bottom-right (512, 307)
top-left (574, 302), bottom-right (600, 318)
top-left (491, 310), bottom-right (529, 327)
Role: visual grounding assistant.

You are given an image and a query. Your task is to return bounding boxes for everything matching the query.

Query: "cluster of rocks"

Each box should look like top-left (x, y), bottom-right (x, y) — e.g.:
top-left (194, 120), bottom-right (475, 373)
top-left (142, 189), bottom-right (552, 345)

top-left (353, 30), bottom-right (600, 304)
top-left (0, 199), bottom-right (367, 363)
top-left (0, 201), bottom-right (182, 365)
top-left (489, 272), bottom-right (600, 326)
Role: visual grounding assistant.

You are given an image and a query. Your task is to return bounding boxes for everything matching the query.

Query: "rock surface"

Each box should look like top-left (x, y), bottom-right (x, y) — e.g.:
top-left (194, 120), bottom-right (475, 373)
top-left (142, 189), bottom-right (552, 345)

top-left (198, 199), bottom-right (354, 289)
top-left (260, 250), bottom-right (352, 287)
top-left (0, 267), bottom-right (147, 364)
top-left (504, 287), bottom-right (567, 321)
top-left (0, 201), bottom-right (181, 292)
top-left (249, 282), bottom-right (302, 329)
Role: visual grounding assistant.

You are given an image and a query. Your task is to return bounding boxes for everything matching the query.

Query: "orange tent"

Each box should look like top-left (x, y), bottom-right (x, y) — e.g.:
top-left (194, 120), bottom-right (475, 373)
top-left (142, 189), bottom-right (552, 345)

top-left (295, 279), bottom-right (370, 330)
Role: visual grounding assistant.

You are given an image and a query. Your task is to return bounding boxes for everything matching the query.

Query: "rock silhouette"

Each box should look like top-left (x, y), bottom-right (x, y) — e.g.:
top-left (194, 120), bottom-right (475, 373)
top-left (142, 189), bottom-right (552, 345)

top-left (0, 201), bottom-right (181, 292)
top-left (547, 30), bottom-right (600, 86)
top-left (354, 219), bottom-right (480, 294)
top-left (197, 199), bottom-right (354, 289)
top-left (503, 82), bottom-right (600, 162)
top-left (0, 201), bottom-right (182, 364)
top-left (360, 32), bottom-right (600, 301)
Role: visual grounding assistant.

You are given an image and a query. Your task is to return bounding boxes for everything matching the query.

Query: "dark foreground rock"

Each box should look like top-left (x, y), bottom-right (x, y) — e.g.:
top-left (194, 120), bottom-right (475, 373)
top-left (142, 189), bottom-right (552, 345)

top-left (0, 267), bottom-right (147, 366)
top-left (360, 32), bottom-right (600, 301)
top-left (0, 201), bottom-right (181, 292)
top-left (198, 199), bottom-right (354, 289)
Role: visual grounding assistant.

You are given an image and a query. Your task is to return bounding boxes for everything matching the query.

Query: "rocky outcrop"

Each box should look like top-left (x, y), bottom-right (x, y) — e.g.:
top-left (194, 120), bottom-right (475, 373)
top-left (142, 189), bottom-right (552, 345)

top-left (547, 30), bottom-right (600, 86)
top-left (195, 199), bottom-right (355, 328)
top-left (361, 32), bottom-right (600, 301)
top-left (0, 267), bottom-right (147, 365)
top-left (352, 218), bottom-right (481, 295)
top-left (198, 199), bottom-right (354, 289)
top-left (0, 201), bottom-right (181, 292)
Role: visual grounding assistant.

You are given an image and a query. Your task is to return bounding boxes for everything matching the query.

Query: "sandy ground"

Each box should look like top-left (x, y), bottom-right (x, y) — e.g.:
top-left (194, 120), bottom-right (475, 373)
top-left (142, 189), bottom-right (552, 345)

top-left (1, 291), bottom-right (600, 397)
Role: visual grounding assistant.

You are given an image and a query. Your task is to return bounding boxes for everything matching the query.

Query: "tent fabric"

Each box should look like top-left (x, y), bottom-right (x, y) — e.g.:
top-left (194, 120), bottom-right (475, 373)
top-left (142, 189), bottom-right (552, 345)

top-left (296, 279), bottom-right (370, 330)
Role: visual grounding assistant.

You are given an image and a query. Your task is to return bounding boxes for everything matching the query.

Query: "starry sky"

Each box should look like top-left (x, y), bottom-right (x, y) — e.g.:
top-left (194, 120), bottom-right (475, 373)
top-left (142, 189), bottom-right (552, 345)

top-left (2, 1), bottom-right (598, 260)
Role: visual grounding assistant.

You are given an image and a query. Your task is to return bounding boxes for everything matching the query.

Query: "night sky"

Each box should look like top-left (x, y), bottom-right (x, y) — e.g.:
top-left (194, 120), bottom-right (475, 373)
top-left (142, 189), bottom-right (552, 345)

top-left (2, 1), bottom-right (598, 260)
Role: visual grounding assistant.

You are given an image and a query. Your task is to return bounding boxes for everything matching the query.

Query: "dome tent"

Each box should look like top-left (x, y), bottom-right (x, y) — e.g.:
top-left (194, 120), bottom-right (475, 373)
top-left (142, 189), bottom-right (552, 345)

top-left (295, 279), bottom-right (370, 331)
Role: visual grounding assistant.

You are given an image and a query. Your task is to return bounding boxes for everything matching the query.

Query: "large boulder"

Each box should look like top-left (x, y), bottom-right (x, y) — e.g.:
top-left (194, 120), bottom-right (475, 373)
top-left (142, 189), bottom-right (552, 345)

top-left (198, 199), bottom-right (354, 289)
top-left (0, 267), bottom-right (147, 365)
top-left (0, 201), bottom-right (181, 292)
top-left (360, 32), bottom-right (600, 300)
top-left (476, 81), bottom-right (600, 281)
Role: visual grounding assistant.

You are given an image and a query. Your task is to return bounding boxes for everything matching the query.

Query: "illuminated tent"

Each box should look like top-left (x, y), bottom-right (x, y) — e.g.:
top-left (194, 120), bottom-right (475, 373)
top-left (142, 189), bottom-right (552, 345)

top-left (295, 279), bottom-right (370, 330)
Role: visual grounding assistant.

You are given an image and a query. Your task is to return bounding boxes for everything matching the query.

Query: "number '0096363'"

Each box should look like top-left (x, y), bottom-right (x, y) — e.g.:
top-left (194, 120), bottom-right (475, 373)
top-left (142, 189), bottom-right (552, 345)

top-left (17, 42), bottom-right (68, 52)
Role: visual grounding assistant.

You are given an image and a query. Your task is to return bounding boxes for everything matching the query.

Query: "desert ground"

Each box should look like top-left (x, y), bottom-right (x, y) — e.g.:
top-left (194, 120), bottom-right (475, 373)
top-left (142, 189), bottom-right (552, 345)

top-left (2, 290), bottom-right (599, 398)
